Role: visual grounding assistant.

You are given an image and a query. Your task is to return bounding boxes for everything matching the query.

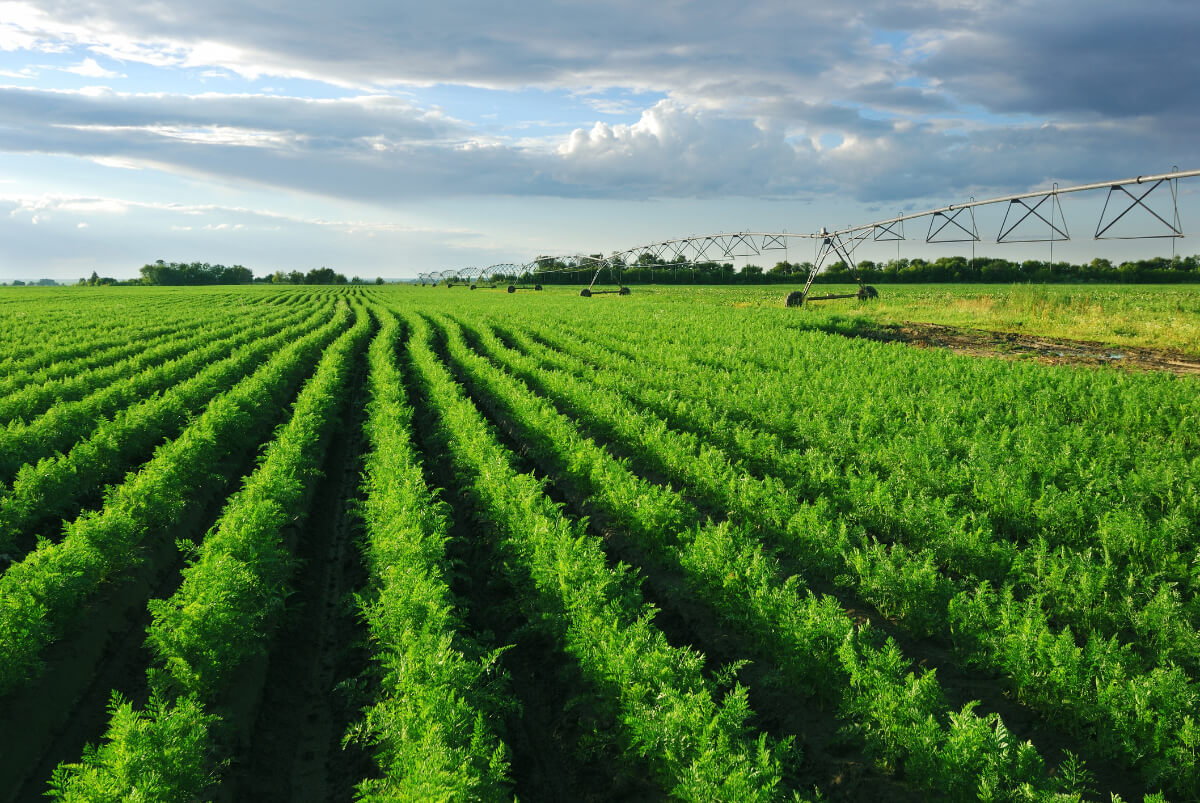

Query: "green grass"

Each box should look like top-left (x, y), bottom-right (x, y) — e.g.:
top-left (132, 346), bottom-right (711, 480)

top-left (617, 283), bottom-right (1200, 355)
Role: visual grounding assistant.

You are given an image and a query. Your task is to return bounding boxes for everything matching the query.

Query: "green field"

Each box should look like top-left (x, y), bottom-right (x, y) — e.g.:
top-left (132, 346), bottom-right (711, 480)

top-left (0, 284), bottom-right (1197, 802)
top-left (620, 283), bottom-right (1200, 356)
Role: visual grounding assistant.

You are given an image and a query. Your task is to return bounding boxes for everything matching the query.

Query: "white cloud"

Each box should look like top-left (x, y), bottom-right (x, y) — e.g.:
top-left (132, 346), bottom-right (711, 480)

top-left (1, 0), bottom-right (1196, 130)
top-left (579, 96), bottom-right (644, 116)
top-left (61, 123), bottom-right (294, 148)
top-left (57, 197), bottom-right (128, 213)
top-left (554, 100), bottom-right (812, 196)
top-left (63, 57), bottom-right (122, 78)
top-left (90, 155), bottom-right (143, 169)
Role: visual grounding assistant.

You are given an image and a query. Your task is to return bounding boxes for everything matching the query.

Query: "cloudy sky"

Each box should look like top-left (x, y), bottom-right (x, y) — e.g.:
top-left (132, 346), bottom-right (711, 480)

top-left (1, 0), bottom-right (1198, 281)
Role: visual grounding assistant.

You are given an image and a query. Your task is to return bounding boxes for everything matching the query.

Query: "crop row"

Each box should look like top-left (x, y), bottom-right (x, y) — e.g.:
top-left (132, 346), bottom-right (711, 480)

top-left (0, 290), bottom-right (209, 352)
top-left (347, 305), bottom-right (512, 799)
top-left (0, 288), bottom-right (320, 367)
top-left (551, 311), bottom-right (1199, 585)
top-left (0, 299), bottom-right (304, 426)
top-left (0, 300), bottom-right (330, 484)
top-left (49, 300), bottom-right (372, 799)
top-left (0, 301), bottom-right (351, 695)
top-left (513, 318), bottom-right (1200, 673)
top-left (466, 312), bottom-right (1198, 793)
top-left (2, 284), bottom-right (1190, 801)
top-left (436, 311), bottom-right (1107, 801)
top-left (0, 293), bottom-right (265, 385)
top-left (0, 299), bottom-right (333, 559)
top-left (402, 309), bottom-right (791, 800)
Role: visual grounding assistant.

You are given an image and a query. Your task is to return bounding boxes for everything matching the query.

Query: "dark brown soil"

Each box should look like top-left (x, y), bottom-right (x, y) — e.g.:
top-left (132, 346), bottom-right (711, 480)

top-left (844, 321), bottom-right (1200, 375)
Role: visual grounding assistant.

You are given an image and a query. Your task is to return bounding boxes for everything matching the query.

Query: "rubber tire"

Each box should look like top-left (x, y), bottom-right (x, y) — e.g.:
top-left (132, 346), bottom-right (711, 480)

top-left (580, 288), bottom-right (592, 297)
top-left (785, 290), bottom-right (805, 307)
top-left (618, 286), bottom-right (631, 295)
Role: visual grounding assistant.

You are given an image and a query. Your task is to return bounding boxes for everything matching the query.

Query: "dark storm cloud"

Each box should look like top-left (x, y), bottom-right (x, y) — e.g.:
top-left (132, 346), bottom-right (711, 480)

top-left (0, 86), bottom-right (463, 143)
top-left (1, 84), bottom-right (1193, 208)
top-left (913, 0), bottom-right (1200, 119)
top-left (0, 88), bottom-right (813, 201)
top-left (846, 82), bottom-right (954, 115)
top-left (3, 1), bottom-right (1199, 205)
top-left (7, 0), bottom-right (910, 112)
top-left (0, 101), bottom-right (549, 200)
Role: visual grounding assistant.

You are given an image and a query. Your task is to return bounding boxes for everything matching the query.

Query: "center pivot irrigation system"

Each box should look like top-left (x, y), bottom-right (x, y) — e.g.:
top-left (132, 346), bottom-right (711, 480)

top-left (421, 265), bottom-right (544, 293)
top-left (418, 168), bottom-right (1199, 305)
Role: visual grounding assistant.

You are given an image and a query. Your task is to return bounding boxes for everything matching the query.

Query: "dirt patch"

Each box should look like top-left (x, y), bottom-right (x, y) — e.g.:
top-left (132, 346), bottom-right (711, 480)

top-left (847, 321), bottom-right (1200, 375)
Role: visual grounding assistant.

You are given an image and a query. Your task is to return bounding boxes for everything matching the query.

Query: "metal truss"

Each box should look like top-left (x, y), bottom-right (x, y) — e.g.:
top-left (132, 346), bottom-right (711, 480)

top-left (829, 169), bottom-right (1195, 242)
top-left (873, 219), bottom-right (904, 241)
top-left (612, 231), bottom-right (803, 269)
top-left (422, 168), bottom-right (1198, 303)
top-left (997, 186), bottom-right (1069, 243)
top-left (926, 206), bottom-right (979, 243)
top-left (1095, 175), bottom-right (1182, 239)
top-left (797, 229), bottom-right (866, 303)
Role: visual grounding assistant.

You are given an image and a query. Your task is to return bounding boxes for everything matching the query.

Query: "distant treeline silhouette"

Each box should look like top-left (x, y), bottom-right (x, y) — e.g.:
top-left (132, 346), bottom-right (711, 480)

top-left (130, 262), bottom-right (363, 285)
top-left (137, 261), bottom-right (255, 285)
top-left (77, 263), bottom-right (385, 286)
top-left (516, 254), bottom-right (1200, 285)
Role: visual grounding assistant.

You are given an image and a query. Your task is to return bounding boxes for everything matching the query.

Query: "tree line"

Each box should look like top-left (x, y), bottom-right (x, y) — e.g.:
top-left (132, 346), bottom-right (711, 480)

top-left (521, 253), bottom-right (1200, 285)
top-left (74, 262), bottom-right (384, 286)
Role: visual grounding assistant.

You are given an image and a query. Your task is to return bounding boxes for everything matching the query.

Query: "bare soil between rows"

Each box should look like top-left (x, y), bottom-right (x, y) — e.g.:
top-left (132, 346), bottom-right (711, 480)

top-left (839, 321), bottom-right (1200, 375)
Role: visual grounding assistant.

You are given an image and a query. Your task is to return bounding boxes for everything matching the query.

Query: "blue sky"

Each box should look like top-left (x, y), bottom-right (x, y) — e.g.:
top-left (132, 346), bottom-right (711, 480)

top-left (1, 0), bottom-right (1198, 281)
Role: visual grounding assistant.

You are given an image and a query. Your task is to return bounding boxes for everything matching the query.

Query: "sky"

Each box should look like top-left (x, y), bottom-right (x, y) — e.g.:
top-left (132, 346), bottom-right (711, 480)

top-left (1, 0), bottom-right (1198, 282)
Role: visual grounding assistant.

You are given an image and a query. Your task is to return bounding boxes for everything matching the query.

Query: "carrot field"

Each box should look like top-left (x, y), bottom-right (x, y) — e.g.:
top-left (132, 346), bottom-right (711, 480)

top-left (0, 284), bottom-right (1197, 802)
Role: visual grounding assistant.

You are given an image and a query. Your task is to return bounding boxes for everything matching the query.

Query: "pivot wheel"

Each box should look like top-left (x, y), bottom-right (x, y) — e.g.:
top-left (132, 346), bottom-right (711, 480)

top-left (785, 290), bottom-right (805, 307)
top-left (857, 285), bottom-right (878, 300)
